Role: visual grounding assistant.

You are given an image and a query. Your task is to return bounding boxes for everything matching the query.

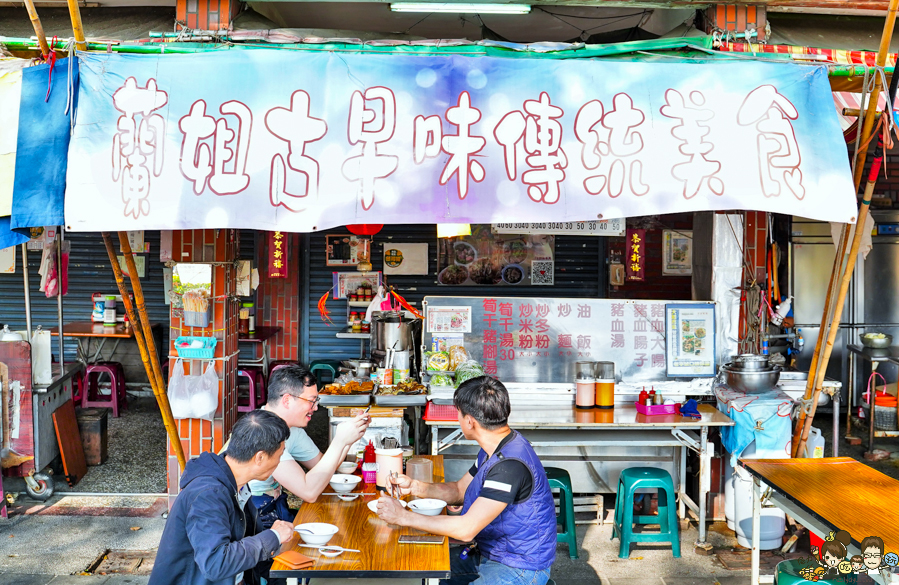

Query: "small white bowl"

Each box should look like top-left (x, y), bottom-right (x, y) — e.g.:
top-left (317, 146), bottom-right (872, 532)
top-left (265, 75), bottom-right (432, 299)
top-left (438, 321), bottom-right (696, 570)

top-left (319, 547), bottom-right (344, 557)
top-left (408, 499), bottom-right (447, 516)
top-left (368, 498), bottom-right (407, 513)
top-left (294, 523), bottom-right (339, 545)
top-left (338, 461), bottom-right (358, 474)
top-left (336, 493), bottom-right (359, 502)
top-left (329, 474), bottom-right (362, 493)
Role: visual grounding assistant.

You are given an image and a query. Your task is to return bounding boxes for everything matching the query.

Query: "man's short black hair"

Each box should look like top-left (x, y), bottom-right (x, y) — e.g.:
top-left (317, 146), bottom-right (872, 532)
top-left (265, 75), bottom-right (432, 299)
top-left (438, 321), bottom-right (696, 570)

top-left (227, 410), bottom-right (290, 463)
top-left (267, 364), bottom-right (318, 406)
top-left (453, 376), bottom-right (511, 430)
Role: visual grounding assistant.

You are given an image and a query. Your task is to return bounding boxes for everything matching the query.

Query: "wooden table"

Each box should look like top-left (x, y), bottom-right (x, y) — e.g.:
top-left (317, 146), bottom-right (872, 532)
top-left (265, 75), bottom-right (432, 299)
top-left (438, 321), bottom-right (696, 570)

top-left (271, 455), bottom-right (451, 583)
top-left (50, 322), bottom-right (160, 364)
top-left (238, 326), bottom-right (281, 375)
top-left (741, 457), bottom-right (899, 585)
top-left (426, 404), bottom-right (733, 547)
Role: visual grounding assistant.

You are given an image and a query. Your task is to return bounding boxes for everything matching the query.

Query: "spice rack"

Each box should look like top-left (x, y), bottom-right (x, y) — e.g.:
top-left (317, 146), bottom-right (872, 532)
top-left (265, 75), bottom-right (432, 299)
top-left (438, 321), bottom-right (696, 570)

top-left (337, 295), bottom-right (373, 357)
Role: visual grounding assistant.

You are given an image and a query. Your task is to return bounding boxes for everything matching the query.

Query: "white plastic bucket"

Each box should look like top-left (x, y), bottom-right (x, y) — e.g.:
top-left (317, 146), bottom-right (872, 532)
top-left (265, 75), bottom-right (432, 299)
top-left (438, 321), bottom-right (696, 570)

top-left (804, 427), bottom-right (825, 458)
top-left (732, 465), bottom-right (785, 550)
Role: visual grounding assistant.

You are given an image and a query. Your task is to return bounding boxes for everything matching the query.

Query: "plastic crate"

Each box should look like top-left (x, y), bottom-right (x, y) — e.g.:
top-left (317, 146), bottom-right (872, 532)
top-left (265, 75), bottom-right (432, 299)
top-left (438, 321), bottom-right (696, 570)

top-left (175, 336), bottom-right (217, 359)
top-left (183, 306), bottom-right (212, 327)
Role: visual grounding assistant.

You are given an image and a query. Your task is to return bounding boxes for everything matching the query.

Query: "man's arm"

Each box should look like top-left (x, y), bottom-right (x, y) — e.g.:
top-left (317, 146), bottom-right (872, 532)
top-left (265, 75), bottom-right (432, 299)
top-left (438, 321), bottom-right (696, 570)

top-left (186, 489), bottom-right (281, 581)
top-left (409, 470), bottom-right (473, 506)
top-left (381, 496), bottom-right (507, 542)
top-left (273, 414), bottom-right (367, 502)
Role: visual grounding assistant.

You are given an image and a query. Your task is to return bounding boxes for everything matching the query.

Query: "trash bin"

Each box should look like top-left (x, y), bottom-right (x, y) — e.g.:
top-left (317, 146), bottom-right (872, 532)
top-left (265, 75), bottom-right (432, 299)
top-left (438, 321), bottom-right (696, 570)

top-left (76, 407), bottom-right (109, 466)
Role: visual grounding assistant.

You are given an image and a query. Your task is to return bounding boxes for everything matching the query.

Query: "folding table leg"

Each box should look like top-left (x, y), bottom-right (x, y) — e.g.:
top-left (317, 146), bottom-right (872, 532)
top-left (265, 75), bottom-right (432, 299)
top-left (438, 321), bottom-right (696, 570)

top-left (751, 475), bottom-right (761, 585)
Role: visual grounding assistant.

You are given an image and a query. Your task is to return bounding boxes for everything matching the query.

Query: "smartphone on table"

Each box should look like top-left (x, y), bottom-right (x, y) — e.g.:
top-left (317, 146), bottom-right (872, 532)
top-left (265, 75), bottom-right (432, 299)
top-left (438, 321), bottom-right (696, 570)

top-left (398, 534), bottom-right (445, 545)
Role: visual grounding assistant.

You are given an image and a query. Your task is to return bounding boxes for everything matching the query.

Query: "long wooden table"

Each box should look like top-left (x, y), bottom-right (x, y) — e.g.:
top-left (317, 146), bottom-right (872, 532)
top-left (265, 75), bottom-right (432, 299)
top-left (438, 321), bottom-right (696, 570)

top-left (426, 404), bottom-right (733, 547)
top-left (271, 455), bottom-right (451, 583)
top-left (741, 457), bottom-right (899, 585)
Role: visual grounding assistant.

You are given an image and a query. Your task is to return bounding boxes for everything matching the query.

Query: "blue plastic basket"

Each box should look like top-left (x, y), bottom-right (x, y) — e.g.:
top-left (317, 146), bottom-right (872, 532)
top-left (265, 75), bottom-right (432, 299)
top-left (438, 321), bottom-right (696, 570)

top-left (175, 336), bottom-right (217, 359)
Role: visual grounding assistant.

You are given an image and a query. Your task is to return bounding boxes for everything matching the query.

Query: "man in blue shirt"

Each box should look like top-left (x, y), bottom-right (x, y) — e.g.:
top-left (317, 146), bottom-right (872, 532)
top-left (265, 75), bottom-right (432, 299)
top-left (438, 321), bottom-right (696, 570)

top-left (148, 410), bottom-right (294, 585)
top-left (378, 376), bottom-right (556, 585)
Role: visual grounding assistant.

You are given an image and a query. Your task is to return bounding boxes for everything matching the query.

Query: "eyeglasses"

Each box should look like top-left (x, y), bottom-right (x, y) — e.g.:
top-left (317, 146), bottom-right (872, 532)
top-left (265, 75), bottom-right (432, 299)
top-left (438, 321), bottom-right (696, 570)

top-left (291, 394), bottom-right (320, 407)
top-left (864, 553), bottom-right (882, 559)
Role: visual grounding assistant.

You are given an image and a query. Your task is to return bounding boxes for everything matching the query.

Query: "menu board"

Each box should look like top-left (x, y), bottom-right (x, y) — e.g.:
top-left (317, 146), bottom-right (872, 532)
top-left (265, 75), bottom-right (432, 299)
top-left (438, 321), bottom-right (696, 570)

top-left (436, 225), bottom-right (555, 287)
top-left (423, 296), bottom-right (715, 383)
top-left (665, 303), bottom-right (716, 377)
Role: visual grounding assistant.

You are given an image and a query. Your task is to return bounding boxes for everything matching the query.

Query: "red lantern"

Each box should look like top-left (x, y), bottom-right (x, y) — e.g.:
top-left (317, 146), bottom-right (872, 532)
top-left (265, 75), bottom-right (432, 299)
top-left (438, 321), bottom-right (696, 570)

top-left (346, 224), bottom-right (383, 236)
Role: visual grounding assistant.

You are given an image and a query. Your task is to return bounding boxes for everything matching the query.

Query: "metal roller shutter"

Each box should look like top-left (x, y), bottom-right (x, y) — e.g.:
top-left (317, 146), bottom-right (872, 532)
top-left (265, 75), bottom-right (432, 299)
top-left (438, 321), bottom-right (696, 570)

top-left (303, 225), bottom-right (605, 363)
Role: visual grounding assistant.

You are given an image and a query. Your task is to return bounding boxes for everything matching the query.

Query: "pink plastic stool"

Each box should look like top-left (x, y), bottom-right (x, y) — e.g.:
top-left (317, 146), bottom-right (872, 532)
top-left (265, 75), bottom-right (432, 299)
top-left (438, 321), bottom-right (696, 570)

top-left (237, 368), bottom-right (266, 412)
top-left (83, 362), bottom-right (127, 417)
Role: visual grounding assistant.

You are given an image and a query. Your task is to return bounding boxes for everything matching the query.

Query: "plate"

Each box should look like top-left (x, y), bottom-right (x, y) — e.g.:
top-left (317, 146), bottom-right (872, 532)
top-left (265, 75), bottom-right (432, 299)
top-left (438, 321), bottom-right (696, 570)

top-left (452, 241), bottom-right (477, 266)
top-left (368, 498), bottom-right (407, 513)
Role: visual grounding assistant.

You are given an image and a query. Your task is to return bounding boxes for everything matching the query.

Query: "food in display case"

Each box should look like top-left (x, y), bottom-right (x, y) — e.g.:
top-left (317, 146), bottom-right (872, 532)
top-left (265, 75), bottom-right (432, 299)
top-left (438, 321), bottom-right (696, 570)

top-left (428, 373), bottom-right (453, 387)
top-left (448, 345), bottom-right (467, 371)
top-left (377, 380), bottom-right (427, 395)
top-left (321, 380), bottom-right (374, 395)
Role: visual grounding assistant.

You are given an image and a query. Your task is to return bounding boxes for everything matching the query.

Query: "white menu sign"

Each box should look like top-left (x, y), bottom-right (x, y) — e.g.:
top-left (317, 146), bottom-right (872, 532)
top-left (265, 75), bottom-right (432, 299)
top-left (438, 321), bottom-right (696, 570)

top-left (492, 220), bottom-right (625, 236)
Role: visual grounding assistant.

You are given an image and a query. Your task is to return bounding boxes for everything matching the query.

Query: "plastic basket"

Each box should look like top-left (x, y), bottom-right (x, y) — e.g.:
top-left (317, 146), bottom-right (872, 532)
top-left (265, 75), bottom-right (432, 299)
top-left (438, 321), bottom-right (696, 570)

top-left (634, 401), bottom-right (680, 416)
top-left (175, 336), bottom-right (217, 359)
top-left (183, 306), bottom-right (212, 328)
top-left (861, 403), bottom-right (898, 430)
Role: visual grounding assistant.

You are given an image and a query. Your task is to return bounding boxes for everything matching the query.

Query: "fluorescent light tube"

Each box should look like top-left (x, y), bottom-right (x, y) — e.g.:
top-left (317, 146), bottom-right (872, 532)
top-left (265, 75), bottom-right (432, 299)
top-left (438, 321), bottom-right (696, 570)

top-left (391, 3), bottom-right (531, 14)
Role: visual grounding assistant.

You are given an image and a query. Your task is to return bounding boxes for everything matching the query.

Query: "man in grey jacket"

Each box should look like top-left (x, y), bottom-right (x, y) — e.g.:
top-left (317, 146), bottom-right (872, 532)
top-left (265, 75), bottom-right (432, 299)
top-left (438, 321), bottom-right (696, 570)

top-left (148, 410), bottom-right (294, 585)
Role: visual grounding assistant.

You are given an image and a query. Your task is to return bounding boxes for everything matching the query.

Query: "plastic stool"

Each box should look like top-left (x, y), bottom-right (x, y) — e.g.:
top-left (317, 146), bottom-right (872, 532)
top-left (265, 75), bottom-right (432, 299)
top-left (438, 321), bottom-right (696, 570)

top-left (545, 467), bottom-right (578, 559)
top-left (310, 361), bottom-right (338, 386)
top-left (237, 368), bottom-right (266, 412)
top-left (268, 360), bottom-right (297, 377)
top-left (612, 467), bottom-right (680, 558)
top-left (83, 363), bottom-right (126, 417)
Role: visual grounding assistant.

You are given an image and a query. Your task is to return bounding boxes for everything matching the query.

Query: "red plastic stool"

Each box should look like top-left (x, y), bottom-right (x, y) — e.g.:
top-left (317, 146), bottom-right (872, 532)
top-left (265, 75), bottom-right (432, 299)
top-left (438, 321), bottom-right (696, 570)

top-left (84, 363), bottom-right (126, 417)
top-left (268, 360), bottom-right (297, 377)
top-left (237, 368), bottom-right (266, 412)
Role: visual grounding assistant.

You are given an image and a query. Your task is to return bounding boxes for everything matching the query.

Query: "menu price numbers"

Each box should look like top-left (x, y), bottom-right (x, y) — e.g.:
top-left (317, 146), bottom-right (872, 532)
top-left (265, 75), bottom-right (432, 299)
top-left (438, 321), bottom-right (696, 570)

top-left (498, 348), bottom-right (516, 361)
top-left (492, 220), bottom-right (624, 236)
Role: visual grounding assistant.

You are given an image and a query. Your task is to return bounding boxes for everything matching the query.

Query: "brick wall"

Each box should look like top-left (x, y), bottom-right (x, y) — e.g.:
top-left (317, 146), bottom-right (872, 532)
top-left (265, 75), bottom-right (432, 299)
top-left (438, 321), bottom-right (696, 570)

top-left (608, 214), bottom-right (694, 300)
top-left (176, 0), bottom-right (240, 30)
top-left (257, 232), bottom-right (300, 361)
top-left (704, 4), bottom-right (767, 41)
top-left (167, 229), bottom-right (239, 507)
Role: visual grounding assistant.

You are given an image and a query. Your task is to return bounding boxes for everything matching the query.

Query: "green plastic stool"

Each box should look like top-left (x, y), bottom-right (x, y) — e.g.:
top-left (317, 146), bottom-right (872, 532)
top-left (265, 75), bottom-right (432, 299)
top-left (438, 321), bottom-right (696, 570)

top-left (612, 467), bottom-right (680, 559)
top-left (775, 559), bottom-right (842, 584)
top-left (545, 467), bottom-right (578, 559)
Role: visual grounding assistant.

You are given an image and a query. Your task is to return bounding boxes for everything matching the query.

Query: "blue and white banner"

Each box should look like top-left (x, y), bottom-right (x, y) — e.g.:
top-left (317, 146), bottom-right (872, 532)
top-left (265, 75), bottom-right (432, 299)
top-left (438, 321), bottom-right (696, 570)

top-left (66, 51), bottom-right (857, 232)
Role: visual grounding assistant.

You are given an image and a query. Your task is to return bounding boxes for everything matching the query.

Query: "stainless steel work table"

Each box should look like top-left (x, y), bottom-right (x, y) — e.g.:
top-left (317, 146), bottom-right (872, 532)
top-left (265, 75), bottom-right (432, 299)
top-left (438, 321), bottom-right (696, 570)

top-left (846, 344), bottom-right (899, 451)
top-left (425, 404), bottom-right (733, 547)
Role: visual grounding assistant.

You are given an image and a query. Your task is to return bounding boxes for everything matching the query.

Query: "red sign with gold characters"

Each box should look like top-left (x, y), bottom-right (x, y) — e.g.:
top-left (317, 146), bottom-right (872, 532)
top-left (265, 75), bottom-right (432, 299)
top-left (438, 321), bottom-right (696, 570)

top-left (626, 229), bottom-right (645, 282)
top-left (269, 231), bottom-right (288, 278)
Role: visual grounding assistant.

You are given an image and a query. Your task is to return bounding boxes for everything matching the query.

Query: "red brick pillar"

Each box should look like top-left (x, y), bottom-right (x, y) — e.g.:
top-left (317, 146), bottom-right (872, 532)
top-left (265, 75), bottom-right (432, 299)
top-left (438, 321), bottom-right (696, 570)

top-left (167, 229), bottom-right (240, 507)
top-left (176, 0), bottom-right (240, 30)
top-left (258, 232), bottom-right (301, 361)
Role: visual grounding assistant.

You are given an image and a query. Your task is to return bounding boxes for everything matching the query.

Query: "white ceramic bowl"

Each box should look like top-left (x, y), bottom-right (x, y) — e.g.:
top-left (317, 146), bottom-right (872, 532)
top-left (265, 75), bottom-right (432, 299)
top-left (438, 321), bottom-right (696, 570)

top-left (338, 461), bottom-right (358, 475)
top-left (329, 474), bottom-right (362, 493)
top-left (368, 498), bottom-right (407, 513)
top-left (407, 499), bottom-right (447, 516)
top-left (294, 523), bottom-right (339, 545)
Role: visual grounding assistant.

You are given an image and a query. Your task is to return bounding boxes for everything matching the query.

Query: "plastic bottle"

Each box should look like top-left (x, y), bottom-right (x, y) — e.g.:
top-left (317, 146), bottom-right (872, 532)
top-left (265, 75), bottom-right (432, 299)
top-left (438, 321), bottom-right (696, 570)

top-left (638, 387), bottom-right (648, 405)
top-left (771, 296), bottom-right (793, 327)
top-left (797, 329), bottom-right (805, 350)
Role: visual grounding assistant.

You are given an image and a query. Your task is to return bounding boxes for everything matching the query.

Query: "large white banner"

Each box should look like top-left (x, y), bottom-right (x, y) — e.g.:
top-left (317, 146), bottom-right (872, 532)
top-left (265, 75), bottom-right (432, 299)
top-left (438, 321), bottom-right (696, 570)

top-left (65, 52), bottom-right (858, 232)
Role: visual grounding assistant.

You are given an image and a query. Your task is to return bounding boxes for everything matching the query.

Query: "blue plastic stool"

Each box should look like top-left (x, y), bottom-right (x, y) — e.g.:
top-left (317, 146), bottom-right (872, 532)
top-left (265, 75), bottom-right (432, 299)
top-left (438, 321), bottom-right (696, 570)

top-left (612, 467), bottom-right (680, 558)
top-left (545, 467), bottom-right (578, 559)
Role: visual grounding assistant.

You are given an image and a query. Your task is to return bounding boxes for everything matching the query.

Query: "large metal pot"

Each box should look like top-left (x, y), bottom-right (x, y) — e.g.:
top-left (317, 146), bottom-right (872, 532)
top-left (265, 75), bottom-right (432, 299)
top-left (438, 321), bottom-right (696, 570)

top-left (721, 364), bottom-right (781, 394)
top-left (371, 311), bottom-right (416, 352)
top-left (732, 354), bottom-right (770, 371)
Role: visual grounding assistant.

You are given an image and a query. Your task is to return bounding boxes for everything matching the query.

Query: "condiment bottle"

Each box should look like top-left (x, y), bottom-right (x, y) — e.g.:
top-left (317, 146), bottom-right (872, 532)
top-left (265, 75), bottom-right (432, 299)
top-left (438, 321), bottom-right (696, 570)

top-left (653, 392), bottom-right (663, 405)
top-left (638, 388), bottom-right (648, 405)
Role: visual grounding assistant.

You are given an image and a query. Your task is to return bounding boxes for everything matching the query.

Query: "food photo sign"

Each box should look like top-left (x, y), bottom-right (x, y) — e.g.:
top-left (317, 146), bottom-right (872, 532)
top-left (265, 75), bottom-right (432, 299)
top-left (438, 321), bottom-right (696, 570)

top-left (436, 225), bottom-right (554, 286)
top-left (665, 303), bottom-right (716, 377)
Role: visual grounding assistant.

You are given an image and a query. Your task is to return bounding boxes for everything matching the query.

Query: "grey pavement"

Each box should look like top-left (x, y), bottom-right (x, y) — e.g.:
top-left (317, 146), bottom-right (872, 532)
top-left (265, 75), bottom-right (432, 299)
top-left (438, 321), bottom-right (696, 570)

top-left (0, 510), bottom-right (753, 584)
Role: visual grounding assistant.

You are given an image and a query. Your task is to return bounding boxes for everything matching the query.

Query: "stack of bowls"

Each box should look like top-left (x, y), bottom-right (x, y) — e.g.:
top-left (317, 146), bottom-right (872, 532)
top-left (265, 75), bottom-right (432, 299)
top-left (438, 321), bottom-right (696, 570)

top-left (720, 354), bottom-right (781, 394)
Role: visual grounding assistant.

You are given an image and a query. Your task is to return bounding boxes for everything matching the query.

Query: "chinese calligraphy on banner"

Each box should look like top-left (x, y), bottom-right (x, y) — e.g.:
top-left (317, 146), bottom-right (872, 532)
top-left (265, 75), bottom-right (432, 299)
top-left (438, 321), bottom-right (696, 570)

top-left (626, 229), bottom-right (645, 282)
top-left (424, 296), bottom-right (692, 383)
top-left (65, 53), bottom-right (857, 232)
top-left (269, 231), bottom-right (287, 278)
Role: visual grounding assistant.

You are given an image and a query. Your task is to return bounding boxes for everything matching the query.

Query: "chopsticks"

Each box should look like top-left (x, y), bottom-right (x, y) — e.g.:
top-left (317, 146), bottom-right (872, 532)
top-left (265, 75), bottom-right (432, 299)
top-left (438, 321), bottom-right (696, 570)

top-left (321, 492), bottom-right (377, 496)
top-left (300, 545), bottom-right (361, 553)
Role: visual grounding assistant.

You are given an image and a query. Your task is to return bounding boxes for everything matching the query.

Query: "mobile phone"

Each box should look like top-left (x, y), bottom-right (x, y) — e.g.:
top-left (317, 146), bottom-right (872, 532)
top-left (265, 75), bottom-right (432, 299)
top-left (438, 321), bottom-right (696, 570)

top-left (362, 405), bottom-right (372, 415)
top-left (398, 534), bottom-right (446, 545)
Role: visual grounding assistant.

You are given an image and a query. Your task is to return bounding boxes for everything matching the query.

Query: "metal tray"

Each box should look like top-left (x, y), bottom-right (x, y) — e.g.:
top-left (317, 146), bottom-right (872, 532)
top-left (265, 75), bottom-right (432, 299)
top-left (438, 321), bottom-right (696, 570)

top-left (374, 392), bottom-right (428, 406)
top-left (319, 393), bottom-right (372, 407)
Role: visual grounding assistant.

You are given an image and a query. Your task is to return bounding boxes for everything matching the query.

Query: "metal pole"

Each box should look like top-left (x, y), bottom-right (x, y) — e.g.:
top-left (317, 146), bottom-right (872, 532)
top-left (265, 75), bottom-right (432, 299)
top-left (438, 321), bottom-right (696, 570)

top-left (21, 244), bottom-right (32, 336)
top-left (56, 228), bottom-right (64, 376)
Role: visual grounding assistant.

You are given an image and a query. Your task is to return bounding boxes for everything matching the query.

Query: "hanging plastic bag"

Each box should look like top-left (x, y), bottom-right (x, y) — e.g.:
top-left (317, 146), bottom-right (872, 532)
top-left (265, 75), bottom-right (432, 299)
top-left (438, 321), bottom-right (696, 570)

top-left (30, 327), bottom-right (53, 386)
top-left (168, 359), bottom-right (219, 420)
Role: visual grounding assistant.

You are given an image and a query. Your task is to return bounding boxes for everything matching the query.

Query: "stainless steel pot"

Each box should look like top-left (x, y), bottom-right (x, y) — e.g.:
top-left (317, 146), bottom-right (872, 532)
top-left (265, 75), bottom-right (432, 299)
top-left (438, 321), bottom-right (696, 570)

top-left (371, 311), bottom-right (415, 352)
top-left (721, 364), bottom-right (781, 394)
top-left (732, 354), bottom-right (770, 371)
top-left (340, 359), bottom-right (375, 378)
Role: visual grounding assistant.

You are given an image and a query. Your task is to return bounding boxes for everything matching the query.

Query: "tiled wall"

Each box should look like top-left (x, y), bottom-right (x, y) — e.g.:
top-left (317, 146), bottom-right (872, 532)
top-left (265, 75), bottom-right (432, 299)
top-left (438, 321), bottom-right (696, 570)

top-left (257, 232), bottom-right (301, 361)
top-left (167, 229), bottom-right (239, 508)
top-left (176, 0), bottom-right (239, 30)
top-left (704, 4), bottom-right (767, 41)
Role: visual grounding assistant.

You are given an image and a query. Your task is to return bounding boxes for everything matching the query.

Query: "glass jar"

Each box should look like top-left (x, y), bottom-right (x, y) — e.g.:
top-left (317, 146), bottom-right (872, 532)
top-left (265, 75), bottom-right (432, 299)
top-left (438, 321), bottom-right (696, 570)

top-left (352, 316), bottom-right (362, 332)
top-left (361, 320), bottom-right (371, 333)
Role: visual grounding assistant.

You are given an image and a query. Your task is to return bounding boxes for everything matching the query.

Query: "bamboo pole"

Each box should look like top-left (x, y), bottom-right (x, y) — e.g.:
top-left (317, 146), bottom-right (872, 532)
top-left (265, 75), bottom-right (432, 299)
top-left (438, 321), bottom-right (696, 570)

top-left (65, 0), bottom-right (87, 51)
top-left (103, 233), bottom-right (185, 471)
top-left (793, 0), bottom-right (899, 458)
top-left (22, 0), bottom-right (50, 57)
